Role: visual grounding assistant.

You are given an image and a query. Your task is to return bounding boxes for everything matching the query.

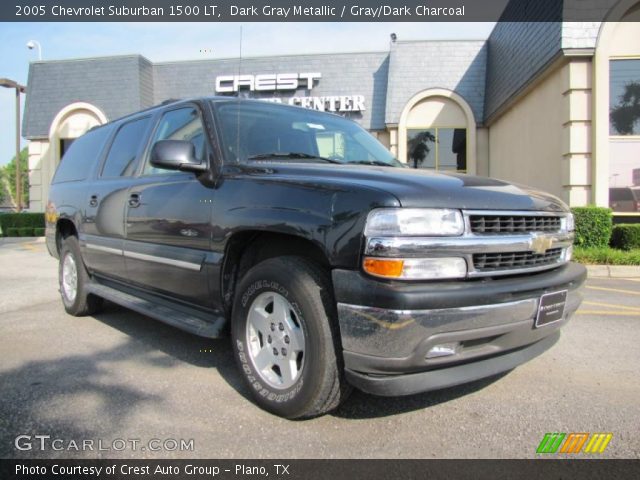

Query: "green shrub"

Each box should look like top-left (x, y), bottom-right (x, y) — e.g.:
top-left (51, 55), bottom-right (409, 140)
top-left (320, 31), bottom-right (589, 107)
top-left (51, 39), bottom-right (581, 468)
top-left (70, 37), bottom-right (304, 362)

top-left (571, 207), bottom-right (612, 248)
top-left (573, 247), bottom-right (640, 265)
top-left (0, 213), bottom-right (45, 236)
top-left (33, 227), bottom-right (45, 237)
top-left (17, 227), bottom-right (34, 237)
top-left (6, 227), bottom-right (20, 237)
top-left (611, 224), bottom-right (640, 251)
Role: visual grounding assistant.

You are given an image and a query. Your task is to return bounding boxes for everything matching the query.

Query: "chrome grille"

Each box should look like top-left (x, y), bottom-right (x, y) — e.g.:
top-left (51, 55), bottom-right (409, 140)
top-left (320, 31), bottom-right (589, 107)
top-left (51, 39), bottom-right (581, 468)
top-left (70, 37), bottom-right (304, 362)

top-left (469, 215), bottom-right (562, 234)
top-left (473, 248), bottom-right (563, 272)
top-left (365, 210), bottom-right (574, 279)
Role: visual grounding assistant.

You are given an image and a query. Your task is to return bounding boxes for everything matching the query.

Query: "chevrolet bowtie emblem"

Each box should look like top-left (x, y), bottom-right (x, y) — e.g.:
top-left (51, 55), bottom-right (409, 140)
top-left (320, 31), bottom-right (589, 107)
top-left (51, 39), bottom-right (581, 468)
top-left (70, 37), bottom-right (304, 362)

top-left (530, 235), bottom-right (554, 254)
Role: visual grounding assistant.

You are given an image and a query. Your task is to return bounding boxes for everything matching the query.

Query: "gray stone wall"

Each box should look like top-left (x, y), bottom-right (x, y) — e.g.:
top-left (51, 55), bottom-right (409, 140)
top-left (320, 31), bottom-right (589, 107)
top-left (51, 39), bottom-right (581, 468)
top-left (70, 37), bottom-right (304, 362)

top-left (385, 40), bottom-right (487, 125)
top-left (153, 52), bottom-right (389, 129)
top-left (23, 55), bottom-right (152, 138)
top-left (484, 22), bottom-right (562, 122)
top-left (138, 56), bottom-right (155, 109)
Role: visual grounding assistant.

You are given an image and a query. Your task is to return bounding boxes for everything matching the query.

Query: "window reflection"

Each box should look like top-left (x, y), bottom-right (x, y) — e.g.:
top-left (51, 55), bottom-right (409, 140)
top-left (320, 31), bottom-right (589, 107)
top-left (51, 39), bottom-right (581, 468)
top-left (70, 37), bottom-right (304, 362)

top-left (609, 59), bottom-right (640, 212)
top-left (407, 129), bottom-right (435, 169)
top-left (407, 128), bottom-right (466, 172)
top-left (610, 59), bottom-right (640, 136)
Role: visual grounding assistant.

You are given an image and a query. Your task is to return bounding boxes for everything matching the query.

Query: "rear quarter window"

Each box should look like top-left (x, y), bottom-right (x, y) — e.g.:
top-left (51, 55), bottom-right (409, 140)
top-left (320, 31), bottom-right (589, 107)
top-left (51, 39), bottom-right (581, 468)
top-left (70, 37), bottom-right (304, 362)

top-left (51, 126), bottom-right (112, 184)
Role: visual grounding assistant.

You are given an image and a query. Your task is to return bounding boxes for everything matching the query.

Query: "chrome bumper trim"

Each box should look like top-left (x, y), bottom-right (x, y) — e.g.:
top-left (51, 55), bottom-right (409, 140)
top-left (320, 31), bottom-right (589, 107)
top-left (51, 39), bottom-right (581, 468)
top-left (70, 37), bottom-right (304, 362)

top-left (337, 286), bottom-right (583, 373)
top-left (365, 233), bottom-right (574, 256)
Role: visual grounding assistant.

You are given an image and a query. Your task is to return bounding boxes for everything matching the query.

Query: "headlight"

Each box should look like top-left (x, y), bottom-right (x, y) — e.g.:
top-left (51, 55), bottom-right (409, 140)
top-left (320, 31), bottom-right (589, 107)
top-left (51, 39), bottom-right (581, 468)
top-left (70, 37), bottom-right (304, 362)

top-left (363, 257), bottom-right (467, 280)
top-left (364, 208), bottom-right (464, 237)
top-left (565, 212), bottom-right (575, 232)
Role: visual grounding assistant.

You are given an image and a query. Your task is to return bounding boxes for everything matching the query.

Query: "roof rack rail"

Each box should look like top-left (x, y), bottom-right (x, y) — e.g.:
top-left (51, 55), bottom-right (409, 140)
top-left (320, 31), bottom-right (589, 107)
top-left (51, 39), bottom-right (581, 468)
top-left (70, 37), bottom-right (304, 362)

top-left (82, 98), bottom-right (186, 131)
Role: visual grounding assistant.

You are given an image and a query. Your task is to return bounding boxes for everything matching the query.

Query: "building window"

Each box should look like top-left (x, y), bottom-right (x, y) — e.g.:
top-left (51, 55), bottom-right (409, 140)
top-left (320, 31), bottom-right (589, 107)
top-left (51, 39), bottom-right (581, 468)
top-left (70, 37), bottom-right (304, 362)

top-left (609, 59), bottom-right (640, 213)
top-left (609, 59), bottom-right (640, 136)
top-left (407, 128), bottom-right (466, 172)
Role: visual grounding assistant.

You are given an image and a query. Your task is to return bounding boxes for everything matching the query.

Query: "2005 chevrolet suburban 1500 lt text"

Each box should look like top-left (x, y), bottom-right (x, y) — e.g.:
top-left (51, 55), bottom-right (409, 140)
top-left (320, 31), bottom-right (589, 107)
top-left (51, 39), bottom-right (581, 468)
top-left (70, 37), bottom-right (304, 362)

top-left (46, 98), bottom-right (586, 418)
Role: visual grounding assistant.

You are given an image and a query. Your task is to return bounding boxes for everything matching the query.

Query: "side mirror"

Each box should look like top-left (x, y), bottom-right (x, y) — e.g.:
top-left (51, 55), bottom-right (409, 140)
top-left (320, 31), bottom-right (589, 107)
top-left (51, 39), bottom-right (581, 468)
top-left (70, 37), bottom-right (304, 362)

top-left (150, 140), bottom-right (207, 173)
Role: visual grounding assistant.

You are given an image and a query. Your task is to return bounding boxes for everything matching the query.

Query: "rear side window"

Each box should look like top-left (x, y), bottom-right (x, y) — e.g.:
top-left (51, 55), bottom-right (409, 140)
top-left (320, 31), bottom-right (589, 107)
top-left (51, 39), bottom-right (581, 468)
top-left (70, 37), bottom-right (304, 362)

top-left (52, 126), bottom-right (111, 184)
top-left (101, 117), bottom-right (151, 178)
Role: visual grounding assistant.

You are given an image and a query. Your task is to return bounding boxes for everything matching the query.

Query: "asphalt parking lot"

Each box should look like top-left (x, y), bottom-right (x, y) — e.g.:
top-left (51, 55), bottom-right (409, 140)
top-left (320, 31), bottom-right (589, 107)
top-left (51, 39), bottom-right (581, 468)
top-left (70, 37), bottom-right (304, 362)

top-left (1, 239), bottom-right (639, 459)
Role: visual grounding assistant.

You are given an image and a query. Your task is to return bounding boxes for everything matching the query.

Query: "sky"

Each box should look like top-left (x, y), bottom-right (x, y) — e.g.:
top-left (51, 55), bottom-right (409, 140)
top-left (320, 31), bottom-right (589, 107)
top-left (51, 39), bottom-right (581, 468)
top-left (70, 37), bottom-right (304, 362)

top-left (0, 22), bottom-right (495, 166)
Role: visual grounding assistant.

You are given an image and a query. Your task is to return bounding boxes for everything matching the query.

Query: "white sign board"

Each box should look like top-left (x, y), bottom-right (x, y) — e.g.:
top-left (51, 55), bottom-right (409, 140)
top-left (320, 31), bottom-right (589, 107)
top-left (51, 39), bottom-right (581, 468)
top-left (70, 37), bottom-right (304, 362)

top-left (214, 72), bottom-right (366, 113)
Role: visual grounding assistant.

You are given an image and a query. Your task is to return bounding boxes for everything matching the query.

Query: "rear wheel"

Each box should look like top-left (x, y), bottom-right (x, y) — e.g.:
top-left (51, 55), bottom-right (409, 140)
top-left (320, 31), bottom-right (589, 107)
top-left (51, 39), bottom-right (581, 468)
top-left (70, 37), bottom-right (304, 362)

top-left (231, 256), bottom-right (350, 419)
top-left (58, 236), bottom-right (103, 316)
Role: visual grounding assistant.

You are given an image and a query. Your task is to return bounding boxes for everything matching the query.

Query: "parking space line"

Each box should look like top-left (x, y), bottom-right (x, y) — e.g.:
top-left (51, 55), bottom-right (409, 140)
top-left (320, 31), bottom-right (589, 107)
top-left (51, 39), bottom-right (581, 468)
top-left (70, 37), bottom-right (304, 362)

top-left (583, 301), bottom-right (640, 313)
top-left (586, 285), bottom-right (640, 296)
top-left (576, 310), bottom-right (640, 316)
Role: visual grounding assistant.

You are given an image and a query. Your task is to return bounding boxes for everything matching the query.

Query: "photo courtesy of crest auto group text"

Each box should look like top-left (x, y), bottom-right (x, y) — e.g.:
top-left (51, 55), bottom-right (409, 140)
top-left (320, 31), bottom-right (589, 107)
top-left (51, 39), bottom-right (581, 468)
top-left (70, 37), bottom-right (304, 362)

top-left (0, 0), bottom-right (639, 479)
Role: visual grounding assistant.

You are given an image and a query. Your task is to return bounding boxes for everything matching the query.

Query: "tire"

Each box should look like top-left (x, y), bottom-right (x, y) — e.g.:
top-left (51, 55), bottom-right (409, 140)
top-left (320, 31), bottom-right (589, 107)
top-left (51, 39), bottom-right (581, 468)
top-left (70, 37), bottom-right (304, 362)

top-left (58, 235), bottom-right (103, 316)
top-left (231, 256), bottom-right (351, 419)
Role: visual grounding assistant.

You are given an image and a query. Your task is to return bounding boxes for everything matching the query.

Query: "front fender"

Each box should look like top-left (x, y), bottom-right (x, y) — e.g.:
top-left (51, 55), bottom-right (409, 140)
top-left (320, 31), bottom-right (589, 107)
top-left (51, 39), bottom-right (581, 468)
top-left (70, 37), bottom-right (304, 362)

top-left (214, 174), bottom-right (400, 268)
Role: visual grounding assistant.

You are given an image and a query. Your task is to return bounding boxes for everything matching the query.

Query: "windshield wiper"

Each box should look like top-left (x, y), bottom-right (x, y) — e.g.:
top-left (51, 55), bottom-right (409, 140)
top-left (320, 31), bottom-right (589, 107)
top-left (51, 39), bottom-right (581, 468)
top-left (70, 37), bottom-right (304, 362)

top-left (247, 152), bottom-right (341, 164)
top-left (349, 160), bottom-right (397, 167)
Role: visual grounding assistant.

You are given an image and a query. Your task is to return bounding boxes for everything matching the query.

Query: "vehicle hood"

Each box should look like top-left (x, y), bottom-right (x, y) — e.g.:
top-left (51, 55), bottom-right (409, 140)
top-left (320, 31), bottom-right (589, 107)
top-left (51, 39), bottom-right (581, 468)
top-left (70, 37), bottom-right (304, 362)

top-left (250, 163), bottom-right (569, 212)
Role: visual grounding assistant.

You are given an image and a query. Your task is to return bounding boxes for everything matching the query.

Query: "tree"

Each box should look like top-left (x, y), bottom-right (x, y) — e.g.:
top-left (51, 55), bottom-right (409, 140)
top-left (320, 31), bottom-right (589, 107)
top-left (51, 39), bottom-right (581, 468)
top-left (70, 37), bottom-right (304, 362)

top-left (610, 81), bottom-right (640, 135)
top-left (0, 147), bottom-right (29, 207)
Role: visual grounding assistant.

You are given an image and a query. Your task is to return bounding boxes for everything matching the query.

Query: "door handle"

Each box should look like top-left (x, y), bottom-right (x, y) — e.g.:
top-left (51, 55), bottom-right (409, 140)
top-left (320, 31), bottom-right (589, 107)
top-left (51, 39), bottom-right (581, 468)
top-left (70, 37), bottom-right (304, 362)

top-left (128, 193), bottom-right (141, 208)
top-left (89, 195), bottom-right (98, 207)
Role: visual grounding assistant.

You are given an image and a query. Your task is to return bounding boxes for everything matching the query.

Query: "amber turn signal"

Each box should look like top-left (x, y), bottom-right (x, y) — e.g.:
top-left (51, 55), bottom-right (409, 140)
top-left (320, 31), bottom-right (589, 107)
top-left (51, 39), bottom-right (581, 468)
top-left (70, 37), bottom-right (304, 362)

top-left (363, 257), bottom-right (404, 278)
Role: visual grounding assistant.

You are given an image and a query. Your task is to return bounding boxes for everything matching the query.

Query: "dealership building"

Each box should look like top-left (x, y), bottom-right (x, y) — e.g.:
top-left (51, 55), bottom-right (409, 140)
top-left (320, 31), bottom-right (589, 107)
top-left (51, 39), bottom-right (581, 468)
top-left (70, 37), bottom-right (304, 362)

top-left (22, 2), bottom-right (640, 215)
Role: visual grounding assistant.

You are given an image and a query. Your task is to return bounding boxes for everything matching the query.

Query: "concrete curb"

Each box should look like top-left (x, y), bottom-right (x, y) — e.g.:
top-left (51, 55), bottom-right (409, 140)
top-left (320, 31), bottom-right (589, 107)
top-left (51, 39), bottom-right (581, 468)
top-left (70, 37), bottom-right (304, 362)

top-left (586, 264), bottom-right (640, 278)
top-left (0, 236), bottom-right (45, 245)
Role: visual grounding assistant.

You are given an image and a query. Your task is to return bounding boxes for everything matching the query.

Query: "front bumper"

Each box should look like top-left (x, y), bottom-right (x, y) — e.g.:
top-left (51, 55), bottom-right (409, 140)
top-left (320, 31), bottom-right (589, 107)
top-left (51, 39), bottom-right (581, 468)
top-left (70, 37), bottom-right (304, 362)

top-left (333, 262), bottom-right (586, 396)
top-left (345, 332), bottom-right (560, 396)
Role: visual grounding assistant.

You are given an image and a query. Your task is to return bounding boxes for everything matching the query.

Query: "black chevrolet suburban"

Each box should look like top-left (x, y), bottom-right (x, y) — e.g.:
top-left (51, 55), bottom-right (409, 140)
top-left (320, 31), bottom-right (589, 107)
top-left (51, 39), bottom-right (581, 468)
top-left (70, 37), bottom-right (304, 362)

top-left (46, 98), bottom-right (586, 418)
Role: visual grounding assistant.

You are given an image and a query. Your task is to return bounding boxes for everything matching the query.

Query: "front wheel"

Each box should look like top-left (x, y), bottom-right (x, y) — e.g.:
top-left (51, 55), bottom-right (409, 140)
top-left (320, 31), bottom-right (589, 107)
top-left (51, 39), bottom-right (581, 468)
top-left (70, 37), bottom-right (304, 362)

top-left (231, 256), bottom-right (350, 419)
top-left (58, 236), bottom-right (103, 316)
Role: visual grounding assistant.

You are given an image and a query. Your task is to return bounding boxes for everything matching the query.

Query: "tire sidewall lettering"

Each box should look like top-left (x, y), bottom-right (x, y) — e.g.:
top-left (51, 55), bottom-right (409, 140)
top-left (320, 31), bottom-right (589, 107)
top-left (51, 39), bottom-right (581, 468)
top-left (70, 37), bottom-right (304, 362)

top-left (241, 280), bottom-right (289, 308)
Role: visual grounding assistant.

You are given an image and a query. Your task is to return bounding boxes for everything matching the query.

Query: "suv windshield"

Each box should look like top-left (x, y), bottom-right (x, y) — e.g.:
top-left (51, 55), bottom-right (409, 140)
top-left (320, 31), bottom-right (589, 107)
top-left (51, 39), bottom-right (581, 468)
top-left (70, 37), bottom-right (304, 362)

top-left (214, 100), bottom-right (401, 167)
